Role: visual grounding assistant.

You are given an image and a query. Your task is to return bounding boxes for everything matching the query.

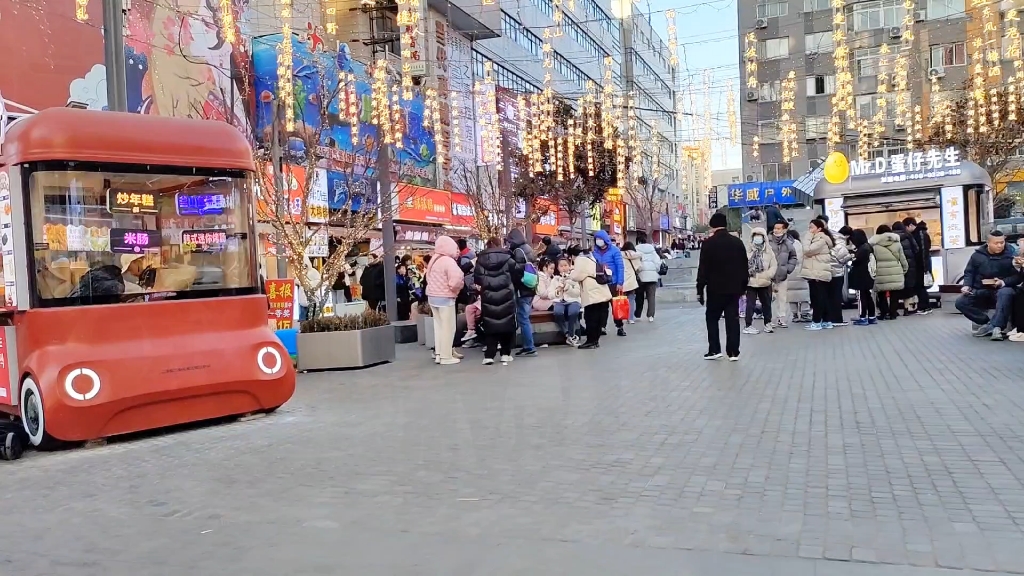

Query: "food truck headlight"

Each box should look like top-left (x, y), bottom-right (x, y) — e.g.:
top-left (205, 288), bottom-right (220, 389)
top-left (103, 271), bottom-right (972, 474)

top-left (64, 368), bottom-right (101, 401)
top-left (257, 347), bottom-right (283, 375)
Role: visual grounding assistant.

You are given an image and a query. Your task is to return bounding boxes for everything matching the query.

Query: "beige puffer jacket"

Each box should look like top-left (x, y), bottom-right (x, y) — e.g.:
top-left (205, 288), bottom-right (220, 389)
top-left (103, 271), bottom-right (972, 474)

top-left (746, 229), bottom-right (778, 288)
top-left (622, 250), bottom-right (641, 292)
top-left (569, 255), bottom-right (613, 307)
top-left (800, 231), bottom-right (835, 282)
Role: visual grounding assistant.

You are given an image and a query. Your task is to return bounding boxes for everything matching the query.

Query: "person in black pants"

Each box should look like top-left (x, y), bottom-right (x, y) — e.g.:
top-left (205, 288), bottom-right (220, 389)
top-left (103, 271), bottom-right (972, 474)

top-left (847, 229), bottom-right (877, 325)
top-left (903, 217), bottom-right (933, 315)
top-left (696, 213), bottom-right (749, 361)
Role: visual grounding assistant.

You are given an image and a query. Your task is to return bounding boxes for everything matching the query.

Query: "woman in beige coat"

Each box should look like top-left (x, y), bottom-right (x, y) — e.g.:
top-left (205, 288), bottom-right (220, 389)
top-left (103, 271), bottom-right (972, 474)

top-left (570, 253), bottom-right (613, 349)
top-left (744, 227), bottom-right (779, 334)
top-left (621, 241), bottom-right (642, 325)
top-left (801, 219), bottom-right (836, 330)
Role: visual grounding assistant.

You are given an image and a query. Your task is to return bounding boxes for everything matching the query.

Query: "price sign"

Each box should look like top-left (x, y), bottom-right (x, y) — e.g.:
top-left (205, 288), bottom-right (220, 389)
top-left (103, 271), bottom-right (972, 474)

top-left (108, 190), bottom-right (159, 214)
top-left (266, 279), bottom-right (295, 330)
top-left (110, 229), bottom-right (160, 253)
top-left (181, 229), bottom-right (228, 253)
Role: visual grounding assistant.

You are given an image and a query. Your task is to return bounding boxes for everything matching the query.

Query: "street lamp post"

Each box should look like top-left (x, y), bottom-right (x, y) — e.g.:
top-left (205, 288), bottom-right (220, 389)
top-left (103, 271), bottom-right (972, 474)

top-left (102, 0), bottom-right (129, 112)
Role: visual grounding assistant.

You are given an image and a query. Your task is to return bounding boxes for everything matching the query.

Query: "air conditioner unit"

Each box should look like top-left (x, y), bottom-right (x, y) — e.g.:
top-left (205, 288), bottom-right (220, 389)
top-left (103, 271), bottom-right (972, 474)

top-left (888, 26), bottom-right (903, 38)
top-left (745, 174), bottom-right (757, 182)
top-left (755, 17), bottom-right (768, 29)
top-left (745, 90), bottom-right (759, 102)
top-left (914, 9), bottom-right (926, 21)
top-left (928, 66), bottom-right (946, 79)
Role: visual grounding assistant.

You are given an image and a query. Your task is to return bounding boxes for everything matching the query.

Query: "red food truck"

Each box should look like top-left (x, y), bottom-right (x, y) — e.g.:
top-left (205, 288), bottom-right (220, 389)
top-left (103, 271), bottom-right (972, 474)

top-left (0, 108), bottom-right (295, 449)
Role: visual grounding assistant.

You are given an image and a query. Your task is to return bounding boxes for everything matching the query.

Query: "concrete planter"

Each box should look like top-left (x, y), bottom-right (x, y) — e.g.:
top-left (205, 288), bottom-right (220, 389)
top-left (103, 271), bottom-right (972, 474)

top-left (416, 314), bottom-right (427, 345)
top-left (422, 317), bottom-right (435, 348)
top-left (297, 325), bottom-right (395, 371)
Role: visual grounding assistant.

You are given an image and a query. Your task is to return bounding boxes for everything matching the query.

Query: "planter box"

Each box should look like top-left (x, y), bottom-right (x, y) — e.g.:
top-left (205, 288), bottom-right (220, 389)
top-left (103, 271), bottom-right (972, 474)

top-left (297, 325), bottom-right (395, 371)
top-left (393, 320), bottom-right (418, 343)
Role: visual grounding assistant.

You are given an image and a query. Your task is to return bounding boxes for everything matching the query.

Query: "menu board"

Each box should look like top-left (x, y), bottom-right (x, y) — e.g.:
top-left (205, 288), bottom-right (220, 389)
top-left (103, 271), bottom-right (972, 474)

top-left (266, 279), bottom-right (295, 329)
top-left (110, 229), bottom-right (160, 254)
top-left (181, 229), bottom-right (228, 253)
top-left (108, 189), bottom-right (159, 214)
top-left (176, 192), bottom-right (229, 216)
top-left (0, 168), bottom-right (16, 308)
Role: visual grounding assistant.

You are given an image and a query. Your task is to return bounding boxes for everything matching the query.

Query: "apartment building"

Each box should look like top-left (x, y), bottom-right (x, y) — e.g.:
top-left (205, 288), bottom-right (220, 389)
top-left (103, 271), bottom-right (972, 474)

top-left (736, 0), bottom-right (1001, 184)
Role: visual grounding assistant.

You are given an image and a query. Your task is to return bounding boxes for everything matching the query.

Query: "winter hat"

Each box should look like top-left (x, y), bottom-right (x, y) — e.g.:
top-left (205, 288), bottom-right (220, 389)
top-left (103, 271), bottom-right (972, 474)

top-left (709, 213), bottom-right (727, 229)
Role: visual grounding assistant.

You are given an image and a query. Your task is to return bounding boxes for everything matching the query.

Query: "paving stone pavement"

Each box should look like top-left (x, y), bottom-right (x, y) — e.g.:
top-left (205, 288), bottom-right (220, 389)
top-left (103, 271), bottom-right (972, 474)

top-left (3, 307), bottom-right (1024, 575)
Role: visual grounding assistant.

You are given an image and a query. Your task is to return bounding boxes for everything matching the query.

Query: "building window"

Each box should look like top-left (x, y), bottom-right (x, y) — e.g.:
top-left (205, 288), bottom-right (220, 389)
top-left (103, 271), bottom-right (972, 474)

top-left (853, 0), bottom-right (907, 32)
top-left (760, 80), bottom-right (781, 102)
top-left (761, 162), bottom-right (792, 181)
top-left (855, 93), bottom-right (899, 120)
top-left (805, 116), bottom-right (829, 140)
top-left (757, 0), bottom-right (789, 18)
top-left (854, 47), bottom-right (883, 77)
top-left (926, 0), bottom-right (965, 20)
top-left (502, 12), bottom-right (543, 58)
top-left (805, 74), bottom-right (836, 96)
top-left (930, 42), bottom-right (967, 67)
top-left (804, 0), bottom-right (831, 11)
top-left (758, 120), bottom-right (781, 143)
top-left (805, 31), bottom-right (834, 54)
top-left (758, 37), bottom-right (790, 60)
top-left (867, 139), bottom-right (908, 160)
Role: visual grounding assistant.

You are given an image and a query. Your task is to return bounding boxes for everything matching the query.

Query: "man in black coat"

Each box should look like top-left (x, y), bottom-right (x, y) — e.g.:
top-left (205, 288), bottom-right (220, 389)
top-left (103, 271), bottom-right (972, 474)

top-left (903, 217), bottom-right (933, 315)
top-left (892, 222), bottom-right (920, 314)
top-left (696, 213), bottom-right (749, 361)
top-left (359, 256), bottom-right (386, 312)
top-left (505, 228), bottom-right (539, 355)
top-left (541, 236), bottom-right (562, 260)
top-left (957, 229), bottom-right (1022, 340)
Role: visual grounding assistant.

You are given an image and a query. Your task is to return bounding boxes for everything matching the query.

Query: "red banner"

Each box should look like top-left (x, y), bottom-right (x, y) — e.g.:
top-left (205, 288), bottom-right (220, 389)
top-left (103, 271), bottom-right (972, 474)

top-left (396, 185), bottom-right (451, 224)
top-left (606, 201), bottom-right (625, 236)
top-left (449, 192), bottom-right (476, 228)
top-left (534, 197), bottom-right (558, 236)
top-left (266, 279), bottom-right (296, 330)
top-left (258, 163), bottom-right (305, 223)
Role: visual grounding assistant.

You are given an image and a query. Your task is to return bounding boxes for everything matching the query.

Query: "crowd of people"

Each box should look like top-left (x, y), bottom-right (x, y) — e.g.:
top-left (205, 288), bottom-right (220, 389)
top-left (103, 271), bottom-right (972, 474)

top-left (696, 211), bottom-right (949, 361)
top-left (421, 230), bottom-right (670, 365)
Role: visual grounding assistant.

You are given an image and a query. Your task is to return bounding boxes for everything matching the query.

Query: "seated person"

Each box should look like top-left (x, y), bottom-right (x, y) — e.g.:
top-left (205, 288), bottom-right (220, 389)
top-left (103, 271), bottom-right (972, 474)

top-left (956, 230), bottom-right (1021, 340)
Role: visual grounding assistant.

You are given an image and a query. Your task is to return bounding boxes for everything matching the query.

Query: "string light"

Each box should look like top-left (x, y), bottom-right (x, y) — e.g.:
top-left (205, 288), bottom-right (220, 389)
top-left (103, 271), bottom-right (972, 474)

top-left (1008, 8), bottom-right (1022, 122)
top-left (476, 62), bottom-right (500, 167)
top-left (567, 116), bottom-right (577, 179)
top-left (277, 0), bottom-right (295, 132)
top-left (871, 44), bottom-right (890, 149)
top-left (614, 95), bottom-right (626, 188)
top-left (913, 104), bottom-right (924, 145)
top-left (553, 0), bottom-right (565, 35)
top-left (744, 32), bottom-right (758, 90)
top-left (666, 10), bottom-right (679, 67)
top-left (422, 88), bottom-right (435, 131)
top-left (701, 71), bottom-right (712, 194)
top-left (324, 4), bottom-right (337, 37)
top-left (726, 79), bottom-right (738, 145)
top-left (829, 0), bottom-right (853, 149)
top-left (391, 90), bottom-right (403, 148)
top-left (584, 81), bottom-right (596, 176)
top-left (451, 88), bottom-right (462, 154)
top-left (345, 72), bottom-right (359, 143)
top-left (752, 135), bottom-right (759, 159)
top-left (984, 0), bottom-right (1001, 130)
top-left (780, 70), bottom-right (797, 162)
top-left (371, 60), bottom-right (391, 144)
top-left (76, 0), bottom-right (88, 21)
top-left (601, 56), bottom-right (615, 149)
top-left (397, 0), bottom-right (421, 101)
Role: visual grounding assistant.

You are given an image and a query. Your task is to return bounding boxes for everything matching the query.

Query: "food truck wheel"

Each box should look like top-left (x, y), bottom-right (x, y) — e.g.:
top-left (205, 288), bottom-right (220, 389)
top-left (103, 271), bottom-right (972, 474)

top-left (19, 376), bottom-right (62, 450)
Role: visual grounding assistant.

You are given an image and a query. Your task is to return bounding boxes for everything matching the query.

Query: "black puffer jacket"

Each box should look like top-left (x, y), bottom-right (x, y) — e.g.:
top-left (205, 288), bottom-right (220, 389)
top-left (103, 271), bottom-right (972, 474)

top-left (897, 231), bottom-right (919, 290)
top-left (506, 228), bottom-right (535, 297)
top-left (912, 223), bottom-right (932, 273)
top-left (473, 248), bottom-right (518, 334)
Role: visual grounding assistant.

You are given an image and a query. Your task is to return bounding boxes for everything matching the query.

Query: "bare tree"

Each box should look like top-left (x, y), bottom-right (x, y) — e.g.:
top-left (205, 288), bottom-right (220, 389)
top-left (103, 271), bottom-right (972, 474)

top-left (625, 166), bottom-right (672, 240)
top-left (450, 158), bottom-right (515, 240)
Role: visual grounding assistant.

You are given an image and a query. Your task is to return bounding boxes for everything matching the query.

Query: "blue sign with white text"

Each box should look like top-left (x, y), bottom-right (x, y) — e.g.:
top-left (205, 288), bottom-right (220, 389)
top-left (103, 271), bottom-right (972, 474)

top-left (726, 179), bottom-right (803, 208)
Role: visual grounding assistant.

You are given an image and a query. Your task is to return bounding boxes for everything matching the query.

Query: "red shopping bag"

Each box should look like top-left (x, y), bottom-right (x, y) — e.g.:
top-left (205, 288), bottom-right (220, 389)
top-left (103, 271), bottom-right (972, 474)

top-left (611, 295), bottom-right (630, 321)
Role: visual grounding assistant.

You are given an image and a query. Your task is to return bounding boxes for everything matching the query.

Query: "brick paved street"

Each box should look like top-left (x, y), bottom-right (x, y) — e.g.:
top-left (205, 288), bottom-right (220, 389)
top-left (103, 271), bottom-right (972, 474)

top-left (3, 307), bottom-right (1024, 575)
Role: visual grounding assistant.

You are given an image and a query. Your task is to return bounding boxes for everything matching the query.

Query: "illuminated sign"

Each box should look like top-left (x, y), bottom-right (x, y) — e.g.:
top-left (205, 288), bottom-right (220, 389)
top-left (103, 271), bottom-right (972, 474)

top-left (175, 193), bottom-right (229, 216)
top-left (941, 186), bottom-right (966, 249)
top-left (108, 190), bottom-right (158, 214)
top-left (110, 229), bottom-right (160, 253)
top-left (823, 198), bottom-right (845, 232)
top-left (849, 146), bottom-right (962, 184)
top-left (181, 229), bottom-right (228, 253)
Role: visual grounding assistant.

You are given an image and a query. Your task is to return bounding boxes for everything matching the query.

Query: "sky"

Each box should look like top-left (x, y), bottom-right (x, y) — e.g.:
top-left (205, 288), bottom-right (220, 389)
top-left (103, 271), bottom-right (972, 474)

top-left (643, 0), bottom-right (742, 170)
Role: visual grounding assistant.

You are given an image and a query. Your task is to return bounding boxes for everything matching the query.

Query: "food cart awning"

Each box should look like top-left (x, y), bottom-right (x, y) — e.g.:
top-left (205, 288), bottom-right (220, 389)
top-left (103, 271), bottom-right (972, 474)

top-left (814, 158), bottom-right (991, 200)
top-left (0, 107), bottom-right (254, 171)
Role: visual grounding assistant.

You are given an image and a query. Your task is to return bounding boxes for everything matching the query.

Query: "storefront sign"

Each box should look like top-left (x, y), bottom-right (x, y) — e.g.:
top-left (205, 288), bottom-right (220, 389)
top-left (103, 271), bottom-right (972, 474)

top-left (823, 198), bottom-right (845, 232)
top-left (535, 197), bottom-right (558, 236)
top-left (941, 186), bottom-right (966, 249)
top-left (396, 185), bottom-right (451, 224)
top-left (850, 147), bottom-right (962, 184)
top-left (0, 331), bottom-right (9, 405)
top-left (326, 171), bottom-right (371, 212)
top-left (266, 279), bottom-right (295, 330)
top-left (181, 229), bottom-right (228, 253)
top-left (659, 214), bottom-right (671, 231)
top-left (0, 168), bottom-right (17, 309)
top-left (308, 168), bottom-right (329, 223)
top-left (305, 227), bottom-right (329, 257)
top-left (727, 179), bottom-right (799, 207)
top-left (110, 229), bottom-right (160, 254)
top-left (449, 192), bottom-right (476, 228)
top-left (257, 163), bottom-right (305, 223)
top-left (108, 190), bottom-right (158, 214)
top-left (176, 192), bottom-right (228, 216)
top-left (587, 203), bottom-right (602, 231)
top-left (395, 224), bottom-right (443, 244)
top-left (708, 189), bottom-right (719, 210)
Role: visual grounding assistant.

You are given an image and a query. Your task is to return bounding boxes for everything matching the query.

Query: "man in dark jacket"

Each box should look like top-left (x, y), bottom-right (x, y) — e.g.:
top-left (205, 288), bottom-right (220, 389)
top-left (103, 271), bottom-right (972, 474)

top-left (892, 221), bottom-right (919, 313)
top-left (903, 217), bottom-right (933, 315)
top-left (956, 230), bottom-right (1022, 340)
top-left (765, 203), bottom-right (786, 231)
top-left (359, 256), bottom-right (386, 312)
top-left (474, 239), bottom-right (519, 363)
top-left (541, 236), bottom-right (562, 259)
top-left (506, 228), bottom-right (538, 356)
top-left (696, 213), bottom-right (749, 361)
top-left (768, 220), bottom-right (798, 327)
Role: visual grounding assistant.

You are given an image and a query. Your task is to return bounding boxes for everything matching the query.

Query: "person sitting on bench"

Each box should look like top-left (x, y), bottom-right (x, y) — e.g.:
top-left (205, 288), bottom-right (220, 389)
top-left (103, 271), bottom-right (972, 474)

top-left (956, 230), bottom-right (1022, 340)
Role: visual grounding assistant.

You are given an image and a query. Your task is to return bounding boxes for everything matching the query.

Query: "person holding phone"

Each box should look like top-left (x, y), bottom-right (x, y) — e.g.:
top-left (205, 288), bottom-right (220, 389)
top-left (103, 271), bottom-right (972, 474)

top-left (956, 229), bottom-right (1022, 340)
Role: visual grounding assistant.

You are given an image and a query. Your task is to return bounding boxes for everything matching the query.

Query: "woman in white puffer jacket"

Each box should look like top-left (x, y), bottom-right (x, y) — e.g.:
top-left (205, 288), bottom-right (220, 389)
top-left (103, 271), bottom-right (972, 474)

top-left (634, 235), bottom-right (662, 321)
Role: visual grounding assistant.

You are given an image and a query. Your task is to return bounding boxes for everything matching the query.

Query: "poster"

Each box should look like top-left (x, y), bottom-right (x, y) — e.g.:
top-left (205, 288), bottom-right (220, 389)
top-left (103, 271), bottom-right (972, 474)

top-left (0, 168), bottom-right (17, 309)
top-left (266, 279), bottom-right (296, 330)
top-left (0, 331), bottom-right (9, 405)
top-left (941, 186), bottom-right (965, 249)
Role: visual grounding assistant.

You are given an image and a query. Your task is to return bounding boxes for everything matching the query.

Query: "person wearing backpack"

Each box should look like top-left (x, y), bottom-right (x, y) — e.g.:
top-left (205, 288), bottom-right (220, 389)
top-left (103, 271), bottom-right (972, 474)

top-left (848, 229), bottom-right (877, 325)
top-left (634, 234), bottom-right (662, 322)
top-left (570, 251), bottom-right (613, 349)
top-left (591, 230), bottom-right (626, 336)
top-left (506, 228), bottom-right (539, 356)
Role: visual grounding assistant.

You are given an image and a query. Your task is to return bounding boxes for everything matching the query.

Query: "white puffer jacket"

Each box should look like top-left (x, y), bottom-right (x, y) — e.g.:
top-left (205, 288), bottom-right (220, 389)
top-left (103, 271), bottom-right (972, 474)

top-left (801, 231), bottom-right (835, 282)
top-left (746, 228), bottom-right (778, 288)
top-left (635, 243), bottom-right (661, 283)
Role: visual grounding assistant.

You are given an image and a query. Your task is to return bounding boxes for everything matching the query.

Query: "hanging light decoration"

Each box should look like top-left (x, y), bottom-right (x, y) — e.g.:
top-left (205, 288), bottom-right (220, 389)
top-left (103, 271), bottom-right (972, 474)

top-left (475, 62), bottom-right (501, 168)
top-left (969, 12), bottom-right (987, 136)
top-left (701, 71), bottom-right (713, 195)
top-left (567, 116), bottom-right (577, 179)
top-left (220, 0), bottom-right (237, 44)
top-left (584, 81), bottom-right (597, 177)
top-left (1008, 8), bottom-right (1022, 122)
top-left (614, 95), bottom-right (626, 188)
top-left (913, 104), bottom-right (924, 145)
top-left (371, 60), bottom-right (392, 145)
top-left (324, 5), bottom-right (337, 37)
top-left (76, 0), bottom-right (88, 21)
top-left (752, 135), bottom-right (760, 159)
top-left (553, 0), bottom-right (565, 35)
top-left (745, 32), bottom-right (758, 90)
top-left (345, 72), bottom-right (359, 143)
top-left (451, 88), bottom-right (462, 155)
top-left (780, 70), bottom-right (797, 162)
top-left (397, 0), bottom-right (421, 101)
top-left (422, 88), bottom-right (435, 131)
top-left (984, 0), bottom-right (1001, 130)
top-left (277, 0), bottom-right (295, 132)
top-left (601, 56), bottom-right (615, 148)
top-left (829, 0), bottom-right (853, 149)
top-left (871, 44), bottom-right (891, 148)
top-left (390, 90), bottom-right (404, 148)
top-left (666, 10), bottom-right (679, 67)
top-left (726, 80), bottom-right (738, 145)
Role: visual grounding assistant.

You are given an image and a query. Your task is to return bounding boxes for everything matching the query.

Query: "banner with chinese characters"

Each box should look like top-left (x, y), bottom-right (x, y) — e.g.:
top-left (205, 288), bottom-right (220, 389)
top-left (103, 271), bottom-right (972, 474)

top-left (726, 179), bottom-right (803, 208)
top-left (535, 198), bottom-right (558, 236)
top-left (257, 163), bottom-right (305, 223)
top-left (449, 192), bottom-right (476, 228)
top-left (108, 190), bottom-right (158, 214)
top-left (940, 186), bottom-right (966, 249)
top-left (850, 147), bottom-right (962, 184)
top-left (307, 168), bottom-right (330, 224)
top-left (181, 230), bottom-right (228, 253)
top-left (447, 26), bottom-right (475, 188)
top-left (395, 185), bottom-right (451, 224)
top-left (305, 227), bottom-right (329, 257)
top-left (266, 279), bottom-right (295, 330)
top-left (110, 229), bottom-right (160, 254)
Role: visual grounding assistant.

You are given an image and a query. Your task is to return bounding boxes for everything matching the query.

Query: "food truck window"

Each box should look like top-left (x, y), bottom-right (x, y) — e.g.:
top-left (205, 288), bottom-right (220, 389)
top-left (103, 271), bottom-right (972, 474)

top-left (27, 167), bottom-right (256, 307)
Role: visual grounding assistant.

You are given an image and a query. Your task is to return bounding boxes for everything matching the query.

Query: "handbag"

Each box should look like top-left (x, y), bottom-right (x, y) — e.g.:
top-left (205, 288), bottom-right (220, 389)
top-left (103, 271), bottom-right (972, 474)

top-left (517, 248), bottom-right (539, 289)
top-left (611, 294), bottom-right (630, 321)
top-left (923, 271), bottom-right (934, 287)
top-left (592, 256), bottom-right (611, 285)
top-left (658, 261), bottom-right (669, 276)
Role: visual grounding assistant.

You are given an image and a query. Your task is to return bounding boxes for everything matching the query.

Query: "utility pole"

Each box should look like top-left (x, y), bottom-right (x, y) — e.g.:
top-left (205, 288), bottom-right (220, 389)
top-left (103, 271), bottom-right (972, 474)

top-left (102, 0), bottom-right (129, 112)
top-left (270, 99), bottom-right (289, 279)
top-left (377, 144), bottom-right (397, 323)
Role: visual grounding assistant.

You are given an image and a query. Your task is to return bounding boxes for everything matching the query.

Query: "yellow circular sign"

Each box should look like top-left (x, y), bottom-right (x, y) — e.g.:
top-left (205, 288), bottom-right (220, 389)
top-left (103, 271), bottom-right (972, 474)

top-left (823, 151), bottom-right (849, 184)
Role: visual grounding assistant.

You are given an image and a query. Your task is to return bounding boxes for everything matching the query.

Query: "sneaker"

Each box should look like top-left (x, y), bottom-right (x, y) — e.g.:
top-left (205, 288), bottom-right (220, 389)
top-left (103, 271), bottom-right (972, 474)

top-left (463, 330), bottom-right (478, 341)
top-left (804, 322), bottom-right (823, 331)
top-left (918, 309), bottom-right (933, 316)
top-left (628, 319), bottom-right (636, 324)
top-left (616, 327), bottom-right (627, 337)
top-left (482, 358), bottom-right (494, 365)
top-left (728, 355), bottom-right (740, 362)
top-left (452, 350), bottom-right (464, 359)
top-left (868, 317), bottom-right (878, 325)
top-left (991, 327), bottom-right (1005, 341)
top-left (578, 341), bottom-right (600, 349)
top-left (703, 352), bottom-right (723, 360)
top-left (822, 322), bottom-right (835, 329)
top-left (853, 318), bottom-right (870, 326)
top-left (763, 324), bottom-right (774, 333)
top-left (791, 315), bottom-right (803, 324)
top-left (648, 317), bottom-right (655, 322)
top-left (743, 326), bottom-right (759, 335)
top-left (973, 324), bottom-right (994, 337)
top-left (833, 321), bottom-right (849, 327)
top-left (516, 349), bottom-right (537, 357)
top-left (500, 355), bottom-right (514, 363)
top-left (774, 318), bottom-right (788, 328)
top-left (439, 358), bottom-right (461, 365)
top-left (434, 355), bottom-right (441, 364)
top-left (801, 314), bottom-right (813, 322)
top-left (569, 335), bottom-right (581, 347)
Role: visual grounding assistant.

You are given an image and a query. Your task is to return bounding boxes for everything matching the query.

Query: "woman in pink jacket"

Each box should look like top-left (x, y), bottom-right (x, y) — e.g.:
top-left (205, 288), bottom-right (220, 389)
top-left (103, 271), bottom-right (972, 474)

top-left (426, 236), bottom-right (468, 365)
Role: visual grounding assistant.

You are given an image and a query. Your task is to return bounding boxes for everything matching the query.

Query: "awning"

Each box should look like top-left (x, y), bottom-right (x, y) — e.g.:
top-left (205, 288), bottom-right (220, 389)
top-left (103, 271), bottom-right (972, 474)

top-left (427, 0), bottom-right (499, 40)
top-left (814, 158), bottom-right (991, 199)
top-left (841, 190), bottom-right (940, 214)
